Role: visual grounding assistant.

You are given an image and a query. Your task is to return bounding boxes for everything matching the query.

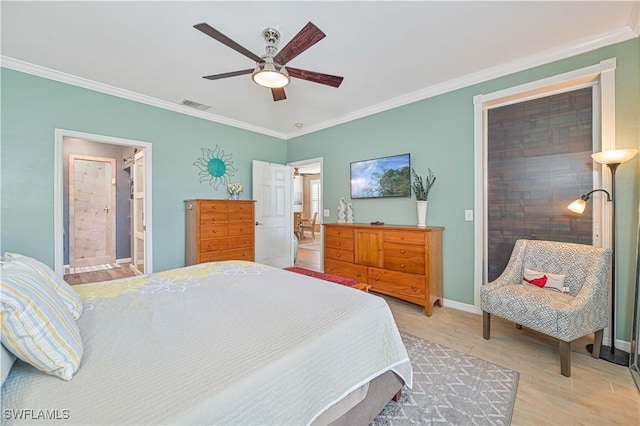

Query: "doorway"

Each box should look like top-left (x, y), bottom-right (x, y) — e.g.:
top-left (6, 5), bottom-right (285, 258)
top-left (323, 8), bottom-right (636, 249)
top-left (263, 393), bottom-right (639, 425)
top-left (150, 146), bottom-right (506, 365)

top-left (54, 129), bottom-right (153, 279)
top-left (289, 158), bottom-right (323, 271)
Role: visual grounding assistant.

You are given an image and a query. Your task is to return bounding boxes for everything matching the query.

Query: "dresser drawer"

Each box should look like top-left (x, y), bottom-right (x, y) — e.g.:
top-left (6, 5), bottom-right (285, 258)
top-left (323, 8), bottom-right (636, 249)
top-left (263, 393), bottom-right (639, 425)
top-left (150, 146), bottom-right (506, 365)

top-left (228, 223), bottom-right (254, 236)
top-left (384, 231), bottom-right (425, 245)
top-left (383, 243), bottom-right (425, 274)
top-left (325, 236), bottom-right (354, 251)
top-left (200, 224), bottom-right (228, 239)
top-left (228, 203), bottom-right (254, 222)
top-left (199, 238), bottom-right (220, 253)
top-left (200, 211), bottom-right (228, 224)
top-left (199, 202), bottom-right (228, 213)
top-left (215, 248), bottom-right (254, 261)
top-left (325, 247), bottom-right (354, 263)
top-left (219, 236), bottom-right (253, 250)
top-left (368, 267), bottom-right (426, 299)
top-left (325, 227), bottom-right (353, 239)
top-left (324, 259), bottom-right (367, 282)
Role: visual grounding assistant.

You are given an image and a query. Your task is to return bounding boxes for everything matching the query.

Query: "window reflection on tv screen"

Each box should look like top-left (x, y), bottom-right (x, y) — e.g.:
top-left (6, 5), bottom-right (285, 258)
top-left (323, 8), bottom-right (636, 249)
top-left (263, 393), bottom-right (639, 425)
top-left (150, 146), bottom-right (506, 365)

top-left (350, 153), bottom-right (411, 199)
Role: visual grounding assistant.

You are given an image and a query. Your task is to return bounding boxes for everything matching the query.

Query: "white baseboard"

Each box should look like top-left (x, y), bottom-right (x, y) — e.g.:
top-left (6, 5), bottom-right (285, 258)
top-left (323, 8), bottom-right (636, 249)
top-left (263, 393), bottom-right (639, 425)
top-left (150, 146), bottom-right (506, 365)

top-left (116, 258), bottom-right (131, 264)
top-left (442, 298), bottom-right (631, 353)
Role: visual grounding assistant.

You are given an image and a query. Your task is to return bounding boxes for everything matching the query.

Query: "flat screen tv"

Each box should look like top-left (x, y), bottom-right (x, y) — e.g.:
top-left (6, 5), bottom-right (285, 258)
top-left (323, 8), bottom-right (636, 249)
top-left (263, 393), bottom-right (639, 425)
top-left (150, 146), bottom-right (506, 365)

top-left (350, 153), bottom-right (411, 199)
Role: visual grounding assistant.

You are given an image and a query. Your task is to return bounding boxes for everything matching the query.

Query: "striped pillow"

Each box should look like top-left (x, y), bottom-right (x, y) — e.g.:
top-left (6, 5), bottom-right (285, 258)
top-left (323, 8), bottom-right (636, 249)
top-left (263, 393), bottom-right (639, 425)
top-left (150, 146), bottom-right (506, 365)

top-left (0, 261), bottom-right (83, 381)
top-left (3, 253), bottom-right (83, 320)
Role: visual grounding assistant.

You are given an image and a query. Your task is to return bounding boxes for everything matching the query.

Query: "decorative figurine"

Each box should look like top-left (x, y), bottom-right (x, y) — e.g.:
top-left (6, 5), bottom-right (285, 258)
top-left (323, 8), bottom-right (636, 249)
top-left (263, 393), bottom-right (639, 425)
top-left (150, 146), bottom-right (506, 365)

top-left (338, 197), bottom-right (347, 223)
top-left (346, 203), bottom-right (354, 223)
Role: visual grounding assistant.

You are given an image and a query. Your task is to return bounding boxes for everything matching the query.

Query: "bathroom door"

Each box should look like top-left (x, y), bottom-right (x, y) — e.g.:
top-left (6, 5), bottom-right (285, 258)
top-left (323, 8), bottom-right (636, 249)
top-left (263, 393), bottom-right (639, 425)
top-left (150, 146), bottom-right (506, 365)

top-left (132, 150), bottom-right (145, 275)
top-left (69, 155), bottom-right (116, 268)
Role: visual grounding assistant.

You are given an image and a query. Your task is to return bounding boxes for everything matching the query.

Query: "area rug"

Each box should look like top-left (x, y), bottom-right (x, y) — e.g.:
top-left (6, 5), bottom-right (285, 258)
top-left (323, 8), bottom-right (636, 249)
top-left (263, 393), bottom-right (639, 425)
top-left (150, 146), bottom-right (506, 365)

top-left (372, 332), bottom-right (519, 426)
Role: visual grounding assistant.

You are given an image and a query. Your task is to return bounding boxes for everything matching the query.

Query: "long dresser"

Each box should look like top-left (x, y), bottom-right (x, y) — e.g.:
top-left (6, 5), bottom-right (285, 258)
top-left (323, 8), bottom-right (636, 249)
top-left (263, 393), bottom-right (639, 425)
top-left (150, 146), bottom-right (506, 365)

top-left (324, 223), bottom-right (444, 316)
top-left (185, 199), bottom-right (255, 265)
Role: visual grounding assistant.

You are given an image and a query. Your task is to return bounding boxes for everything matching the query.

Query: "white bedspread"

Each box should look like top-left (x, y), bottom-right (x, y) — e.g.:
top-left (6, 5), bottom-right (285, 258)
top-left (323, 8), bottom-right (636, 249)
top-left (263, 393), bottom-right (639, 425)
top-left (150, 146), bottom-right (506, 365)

top-left (1, 261), bottom-right (411, 425)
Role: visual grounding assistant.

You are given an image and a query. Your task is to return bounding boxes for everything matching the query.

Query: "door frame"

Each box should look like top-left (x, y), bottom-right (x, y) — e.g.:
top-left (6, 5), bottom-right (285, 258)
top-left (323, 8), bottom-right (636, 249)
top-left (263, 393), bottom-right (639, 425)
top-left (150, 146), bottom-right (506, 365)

top-left (54, 128), bottom-right (153, 276)
top-left (472, 58), bottom-right (617, 306)
top-left (68, 154), bottom-right (117, 268)
top-left (288, 157), bottom-right (324, 269)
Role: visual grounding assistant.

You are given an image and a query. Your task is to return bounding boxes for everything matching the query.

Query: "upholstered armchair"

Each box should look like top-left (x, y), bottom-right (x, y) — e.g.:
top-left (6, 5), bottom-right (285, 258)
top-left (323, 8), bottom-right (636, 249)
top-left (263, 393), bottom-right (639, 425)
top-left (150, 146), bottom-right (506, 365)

top-left (480, 239), bottom-right (612, 377)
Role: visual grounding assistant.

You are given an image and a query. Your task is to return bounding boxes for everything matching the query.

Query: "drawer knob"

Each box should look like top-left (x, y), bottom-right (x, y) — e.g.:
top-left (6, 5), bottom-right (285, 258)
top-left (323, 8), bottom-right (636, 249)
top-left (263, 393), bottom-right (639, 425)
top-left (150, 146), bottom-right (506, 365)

top-left (401, 264), bottom-right (405, 268)
top-left (401, 249), bottom-right (406, 254)
top-left (411, 285), bottom-right (417, 291)
top-left (337, 231), bottom-right (341, 235)
top-left (401, 236), bottom-right (405, 240)
top-left (336, 242), bottom-right (341, 246)
top-left (207, 244), bottom-right (212, 249)
top-left (337, 254), bottom-right (341, 258)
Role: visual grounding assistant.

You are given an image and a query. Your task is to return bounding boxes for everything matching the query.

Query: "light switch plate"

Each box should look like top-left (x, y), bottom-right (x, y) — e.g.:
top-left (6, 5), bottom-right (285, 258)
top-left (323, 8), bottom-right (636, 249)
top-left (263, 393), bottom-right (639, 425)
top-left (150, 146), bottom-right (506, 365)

top-left (323, 209), bottom-right (330, 217)
top-left (464, 210), bottom-right (474, 221)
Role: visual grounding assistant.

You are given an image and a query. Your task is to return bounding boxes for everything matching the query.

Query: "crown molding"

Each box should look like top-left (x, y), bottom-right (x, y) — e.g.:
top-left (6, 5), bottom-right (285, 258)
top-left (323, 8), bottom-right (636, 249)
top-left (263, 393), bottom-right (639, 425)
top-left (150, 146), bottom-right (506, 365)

top-left (2, 24), bottom-right (637, 141)
top-left (0, 56), bottom-right (288, 140)
top-left (288, 26), bottom-right (638, 139)
top-left (629, 1), bottom-right (640, 35)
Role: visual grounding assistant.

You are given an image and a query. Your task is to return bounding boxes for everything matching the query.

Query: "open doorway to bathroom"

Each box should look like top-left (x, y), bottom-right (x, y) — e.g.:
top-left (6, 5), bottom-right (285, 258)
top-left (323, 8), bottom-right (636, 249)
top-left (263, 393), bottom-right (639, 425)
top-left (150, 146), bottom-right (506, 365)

top-left (289, 158), bottom-right (323, 272)
top-left (54, 129), bottom-right (153, 284)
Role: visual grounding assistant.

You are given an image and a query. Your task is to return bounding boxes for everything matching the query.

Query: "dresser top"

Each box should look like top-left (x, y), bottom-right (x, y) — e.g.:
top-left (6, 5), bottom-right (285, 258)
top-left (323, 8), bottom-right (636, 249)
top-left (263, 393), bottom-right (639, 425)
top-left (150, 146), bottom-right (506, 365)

top-left (324, 223), bottom-right (444, 231)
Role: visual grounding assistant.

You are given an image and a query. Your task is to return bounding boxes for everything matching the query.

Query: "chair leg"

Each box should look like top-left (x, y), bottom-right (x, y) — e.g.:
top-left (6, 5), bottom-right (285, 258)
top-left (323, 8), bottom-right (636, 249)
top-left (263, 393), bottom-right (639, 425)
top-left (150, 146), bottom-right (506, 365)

top-left (483, 311), bottom-right (490, 340)
top-left (516, 324), bottom-right (522, 329)
top-left (559, 340), bottom-right (571, 377)
top-left (592, 329), bottom-right (604, 359)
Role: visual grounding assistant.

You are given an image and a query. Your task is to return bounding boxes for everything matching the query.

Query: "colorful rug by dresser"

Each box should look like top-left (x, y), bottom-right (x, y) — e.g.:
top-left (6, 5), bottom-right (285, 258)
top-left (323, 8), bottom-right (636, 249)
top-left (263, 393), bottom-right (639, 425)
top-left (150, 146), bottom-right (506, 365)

top-left (283, 267), bottom-right (358, 286)
top-left (372, 332), bottom-right (519, 425)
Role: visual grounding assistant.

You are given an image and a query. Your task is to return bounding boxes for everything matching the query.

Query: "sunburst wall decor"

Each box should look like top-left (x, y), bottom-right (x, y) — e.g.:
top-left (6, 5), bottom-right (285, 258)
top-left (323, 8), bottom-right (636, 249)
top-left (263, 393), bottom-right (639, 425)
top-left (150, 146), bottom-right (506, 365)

top-left (193, 146), bottom-right (238, 190)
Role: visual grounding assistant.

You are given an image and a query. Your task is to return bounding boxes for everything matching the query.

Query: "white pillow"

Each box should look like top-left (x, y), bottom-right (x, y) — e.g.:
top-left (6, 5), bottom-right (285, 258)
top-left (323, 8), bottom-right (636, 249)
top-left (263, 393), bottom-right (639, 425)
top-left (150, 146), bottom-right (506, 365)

top-left (3, 252), bottom-right (83, 320)
top-left (1, 261), bottom-right (83, 381)
top-left (523, 267), bottom-right (567, 293)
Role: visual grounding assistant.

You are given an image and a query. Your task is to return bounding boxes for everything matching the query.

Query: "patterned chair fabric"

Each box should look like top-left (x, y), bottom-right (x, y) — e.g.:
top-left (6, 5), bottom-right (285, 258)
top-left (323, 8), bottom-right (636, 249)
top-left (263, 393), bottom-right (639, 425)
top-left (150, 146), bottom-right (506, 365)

top-left (480, 239), bottom-right (612, 376)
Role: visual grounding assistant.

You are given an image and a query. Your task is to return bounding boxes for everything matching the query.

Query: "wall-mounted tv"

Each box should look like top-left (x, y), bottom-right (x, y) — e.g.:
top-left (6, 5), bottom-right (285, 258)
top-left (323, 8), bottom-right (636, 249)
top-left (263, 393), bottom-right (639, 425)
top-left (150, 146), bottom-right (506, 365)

top-left (350, 153), bottom-right (411, 199)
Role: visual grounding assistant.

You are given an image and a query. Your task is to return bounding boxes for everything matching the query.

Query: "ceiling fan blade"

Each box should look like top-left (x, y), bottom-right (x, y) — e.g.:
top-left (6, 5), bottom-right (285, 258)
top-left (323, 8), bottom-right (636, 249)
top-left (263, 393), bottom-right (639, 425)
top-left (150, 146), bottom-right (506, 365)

top-left (271, 87), bottom-right (287, 101)
top-left (203, 69), bottom-right (254, 80)
top-left (274, 22), bottom-right (325, 65)
top-left (287, 67), bottom-right (344, 88)
top-left (194, 23), bottom-right (263, 63)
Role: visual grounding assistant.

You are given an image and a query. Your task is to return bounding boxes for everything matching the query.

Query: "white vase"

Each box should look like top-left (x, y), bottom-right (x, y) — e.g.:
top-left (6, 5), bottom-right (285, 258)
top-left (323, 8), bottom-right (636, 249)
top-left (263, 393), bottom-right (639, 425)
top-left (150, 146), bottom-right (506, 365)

top-left (416, 201), bottom-right (428, 227)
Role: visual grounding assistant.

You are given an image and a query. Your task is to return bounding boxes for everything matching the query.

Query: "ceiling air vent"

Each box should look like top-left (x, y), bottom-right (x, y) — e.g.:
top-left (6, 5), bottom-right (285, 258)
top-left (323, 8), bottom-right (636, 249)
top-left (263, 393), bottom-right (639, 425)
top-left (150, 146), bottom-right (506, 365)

top-left (181, 99), bottom-right (211, 111)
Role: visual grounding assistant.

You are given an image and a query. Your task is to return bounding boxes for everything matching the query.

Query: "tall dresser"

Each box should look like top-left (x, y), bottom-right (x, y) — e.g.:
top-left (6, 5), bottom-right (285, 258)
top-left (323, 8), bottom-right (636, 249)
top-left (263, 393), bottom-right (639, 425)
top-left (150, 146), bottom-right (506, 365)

top-left (185, 199), bottom-right (255, 266)
top-left (324, 223), bottom-right (444, 316)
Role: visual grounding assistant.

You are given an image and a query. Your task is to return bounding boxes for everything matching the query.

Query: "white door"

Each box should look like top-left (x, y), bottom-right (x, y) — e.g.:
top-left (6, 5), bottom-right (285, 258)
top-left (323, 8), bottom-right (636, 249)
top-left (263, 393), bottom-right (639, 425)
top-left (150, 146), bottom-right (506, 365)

top-left (69, 155), bottom-right (116, 268)
top-left (132, 150), bottom-right (145, 275)
top-left (252, 160), bottom-right (293, 267)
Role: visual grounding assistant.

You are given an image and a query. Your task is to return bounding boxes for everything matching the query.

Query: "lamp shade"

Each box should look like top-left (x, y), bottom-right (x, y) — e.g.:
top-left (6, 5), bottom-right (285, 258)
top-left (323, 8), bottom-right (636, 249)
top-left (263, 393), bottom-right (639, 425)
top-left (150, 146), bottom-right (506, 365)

top-left (567, 198), bottom-right (587, 214)
top-left (252, 61), bottom-right (290, 88)
top-left (592, 149), bottom-right (638, 165)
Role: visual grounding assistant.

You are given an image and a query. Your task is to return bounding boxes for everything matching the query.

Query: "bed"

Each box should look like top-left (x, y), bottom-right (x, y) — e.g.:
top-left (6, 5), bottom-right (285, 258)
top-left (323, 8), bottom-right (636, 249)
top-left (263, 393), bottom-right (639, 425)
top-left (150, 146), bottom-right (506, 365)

top-left (1, 259), bottom-right (412, 425)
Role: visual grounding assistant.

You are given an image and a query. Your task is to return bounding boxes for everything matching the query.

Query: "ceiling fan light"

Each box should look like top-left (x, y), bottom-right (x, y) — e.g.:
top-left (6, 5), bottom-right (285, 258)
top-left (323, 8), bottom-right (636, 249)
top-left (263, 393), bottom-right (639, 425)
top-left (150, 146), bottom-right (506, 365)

top-left (252, 62), bottom-right (289, 88)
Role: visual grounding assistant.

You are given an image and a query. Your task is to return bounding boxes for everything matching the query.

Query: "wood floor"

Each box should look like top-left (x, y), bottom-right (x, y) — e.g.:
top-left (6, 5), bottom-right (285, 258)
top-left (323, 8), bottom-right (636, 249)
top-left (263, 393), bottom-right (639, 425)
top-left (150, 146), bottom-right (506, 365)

top-left (295, 235), bottom-right (322, 271)
top-left (385, 295), bottom-right (640, 425)
top-left (64, 263), bottom-right (136, 285)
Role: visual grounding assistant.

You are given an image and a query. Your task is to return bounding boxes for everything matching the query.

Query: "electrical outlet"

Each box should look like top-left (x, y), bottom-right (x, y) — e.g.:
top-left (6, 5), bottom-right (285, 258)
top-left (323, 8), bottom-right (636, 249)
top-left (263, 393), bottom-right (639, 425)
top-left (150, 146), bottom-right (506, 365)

top-left (323, 209), bottom-right (330, 217)
top-left (464, 210), bottom-right (474, 221)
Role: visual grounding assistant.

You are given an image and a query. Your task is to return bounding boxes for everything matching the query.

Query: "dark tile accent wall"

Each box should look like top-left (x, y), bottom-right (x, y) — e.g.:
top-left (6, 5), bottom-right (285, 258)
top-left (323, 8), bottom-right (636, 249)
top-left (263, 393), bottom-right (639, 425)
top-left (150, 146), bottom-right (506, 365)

top-left (487, 87), bottom-right (594, 281)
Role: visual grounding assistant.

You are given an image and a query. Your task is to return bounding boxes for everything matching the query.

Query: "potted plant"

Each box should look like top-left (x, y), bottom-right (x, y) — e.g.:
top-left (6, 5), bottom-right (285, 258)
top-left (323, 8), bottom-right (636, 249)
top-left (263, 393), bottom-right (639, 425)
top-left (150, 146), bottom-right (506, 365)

top-left (411, 168), bottom-right (436, 227)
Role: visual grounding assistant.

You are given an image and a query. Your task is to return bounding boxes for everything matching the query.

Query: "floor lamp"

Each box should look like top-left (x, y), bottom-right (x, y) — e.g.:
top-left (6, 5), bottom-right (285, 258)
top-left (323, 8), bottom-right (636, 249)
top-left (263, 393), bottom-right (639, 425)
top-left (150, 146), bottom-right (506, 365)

top-left (568, 148), bottom-right (638, 366)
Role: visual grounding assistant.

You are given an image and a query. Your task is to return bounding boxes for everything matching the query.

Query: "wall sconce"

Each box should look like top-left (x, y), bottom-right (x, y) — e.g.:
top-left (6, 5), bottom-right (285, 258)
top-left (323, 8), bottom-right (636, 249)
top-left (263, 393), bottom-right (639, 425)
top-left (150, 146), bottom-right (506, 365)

top-left (568, 148), bottom-right (638, 366)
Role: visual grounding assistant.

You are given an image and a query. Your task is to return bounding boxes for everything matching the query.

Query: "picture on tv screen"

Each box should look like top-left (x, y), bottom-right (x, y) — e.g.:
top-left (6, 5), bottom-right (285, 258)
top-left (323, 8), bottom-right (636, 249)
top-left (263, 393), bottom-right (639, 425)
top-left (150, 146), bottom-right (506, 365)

top-left (350, 153), bottom-right (411, 199)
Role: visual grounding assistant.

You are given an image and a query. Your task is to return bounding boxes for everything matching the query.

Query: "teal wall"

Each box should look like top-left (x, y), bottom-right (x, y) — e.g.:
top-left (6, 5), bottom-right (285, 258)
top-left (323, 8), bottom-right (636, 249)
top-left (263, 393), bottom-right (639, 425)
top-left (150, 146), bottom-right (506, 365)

top-left (0, 69), bottom-right (286, 271)
top-left (1, 38), bottom-right (638, 340)
top-left (287, 39), bottom-right (640, 340)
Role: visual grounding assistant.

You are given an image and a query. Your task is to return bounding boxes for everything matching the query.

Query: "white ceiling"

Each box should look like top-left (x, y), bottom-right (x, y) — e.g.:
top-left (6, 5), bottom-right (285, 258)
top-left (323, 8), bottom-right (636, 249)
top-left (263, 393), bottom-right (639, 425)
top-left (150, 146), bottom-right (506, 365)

top-left (2, 1), bottom-right (638, 139)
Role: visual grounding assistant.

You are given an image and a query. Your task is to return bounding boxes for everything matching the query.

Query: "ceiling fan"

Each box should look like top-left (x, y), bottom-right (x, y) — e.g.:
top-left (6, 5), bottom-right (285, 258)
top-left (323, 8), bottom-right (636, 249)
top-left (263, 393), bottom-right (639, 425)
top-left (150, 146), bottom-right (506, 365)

top-left (194, 22), bottom-right (344, 101)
